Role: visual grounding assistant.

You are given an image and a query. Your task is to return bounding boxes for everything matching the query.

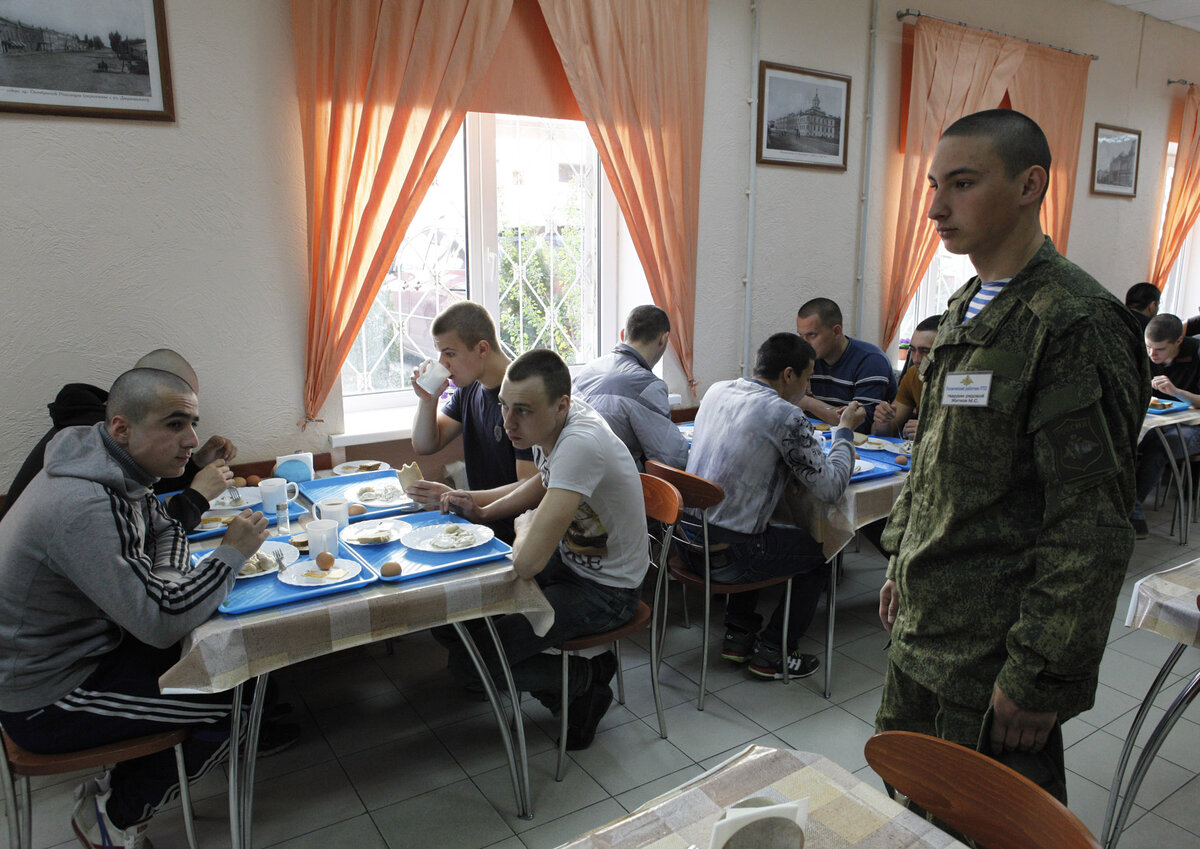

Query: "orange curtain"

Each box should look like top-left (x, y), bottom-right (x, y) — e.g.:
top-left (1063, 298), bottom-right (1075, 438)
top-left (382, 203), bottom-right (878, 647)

top-left (1150, 85), bottom-right (1200, 291)
top-left (1006, 46), bottom-right (1091, 254)
top-left (290, 0), bottom-right (512, 423)
top-left (537, 0), bottom-right (707, 389)
top-left (881, 18), bottom-right (1024, 349)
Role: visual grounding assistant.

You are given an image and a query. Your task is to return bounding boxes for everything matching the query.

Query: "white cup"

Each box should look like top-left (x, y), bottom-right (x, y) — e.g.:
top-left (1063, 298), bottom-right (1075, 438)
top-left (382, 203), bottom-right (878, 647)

top-left (314, 497), bottom-right (351, 530)
top-left (258, 478), bottom-right (298, 511)
top-left (306, 519), bottom-right (340, 558)
top-left (415, 359), bottom-right (451, 395)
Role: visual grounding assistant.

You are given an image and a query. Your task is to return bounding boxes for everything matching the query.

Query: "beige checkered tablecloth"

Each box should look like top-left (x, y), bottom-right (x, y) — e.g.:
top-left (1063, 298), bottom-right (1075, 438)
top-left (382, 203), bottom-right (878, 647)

top-left (774, 473), bottom-right (909, 560)
top-left (1125, 558), bottom-right (1200, 649)
top-left (160, 558), bottom-right (555, 694)
top-left (558, 745), bottom-right (966, 848)
top-left (1139, 407), bottom-right (1200, 441)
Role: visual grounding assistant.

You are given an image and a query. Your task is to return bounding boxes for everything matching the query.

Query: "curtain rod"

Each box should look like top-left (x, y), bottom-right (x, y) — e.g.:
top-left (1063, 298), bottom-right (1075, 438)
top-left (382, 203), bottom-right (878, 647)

top-left (1168, 78), bottom-right (1196, 86)
top-left (895, 9), bottom-right (1099, 61)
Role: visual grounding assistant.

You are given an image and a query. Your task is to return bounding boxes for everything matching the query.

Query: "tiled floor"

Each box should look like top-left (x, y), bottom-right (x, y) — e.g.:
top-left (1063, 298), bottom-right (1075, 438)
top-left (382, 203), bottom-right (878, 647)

top-left (8, 505), bottom-right (1200, 848)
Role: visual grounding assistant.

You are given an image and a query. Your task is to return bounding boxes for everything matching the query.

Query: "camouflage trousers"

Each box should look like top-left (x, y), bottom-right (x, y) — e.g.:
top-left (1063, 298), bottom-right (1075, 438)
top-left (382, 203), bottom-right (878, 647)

top-left (875, 657), bottom-right (1067, 806)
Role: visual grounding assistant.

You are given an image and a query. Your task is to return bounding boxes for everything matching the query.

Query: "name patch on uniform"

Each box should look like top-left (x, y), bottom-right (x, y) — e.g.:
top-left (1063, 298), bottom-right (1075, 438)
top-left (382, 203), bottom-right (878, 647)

top-left (941, 371), bottom-right (993, 407)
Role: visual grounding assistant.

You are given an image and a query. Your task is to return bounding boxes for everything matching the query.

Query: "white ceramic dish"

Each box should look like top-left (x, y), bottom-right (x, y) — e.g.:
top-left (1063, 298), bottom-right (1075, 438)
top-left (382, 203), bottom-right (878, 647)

top-left (340, 519), bottom-right (412, 546)
top-left (277, 557), bottom-right (362, 587)
top-left (237, 541), bottom-right (300, 580)
top-left (333, 460), bottom-right (392, 476)
top-left (401, 522), bottom-right (494, 553)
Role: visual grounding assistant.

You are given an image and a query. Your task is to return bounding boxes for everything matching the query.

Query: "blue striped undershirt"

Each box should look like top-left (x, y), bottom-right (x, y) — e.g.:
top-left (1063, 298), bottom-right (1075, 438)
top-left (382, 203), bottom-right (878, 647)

top-left (962, 278), bottom-right (1012, 323)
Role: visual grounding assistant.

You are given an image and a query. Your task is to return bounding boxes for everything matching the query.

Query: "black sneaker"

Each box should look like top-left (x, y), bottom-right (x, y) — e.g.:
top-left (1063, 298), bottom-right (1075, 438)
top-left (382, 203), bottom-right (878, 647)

top-left (1132, 518), bottom-right (1149, 540)
top-left (721, 629), bottom-right (756, 664)
top-left (748, 645), bottom-right (820, 680)
top-left (564, 680), bottom-right (613, 751)
top-left (256, 721), bottom-right (301, 757)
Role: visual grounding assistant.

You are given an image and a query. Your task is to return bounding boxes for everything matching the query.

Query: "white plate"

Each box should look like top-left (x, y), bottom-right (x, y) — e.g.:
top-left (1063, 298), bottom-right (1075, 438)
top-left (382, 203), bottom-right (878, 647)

top-left (333, 460), bottom-right (392, 476)
top-left (853, 459), bottom-right (876, 476)
top-left (349, 481), bottom-right (410, 507)
top-left (209, 486), bottom-right (260, 510)
top-left (401, 522), bottom-right (494, 553)
top-left (278, 557), bottom-right (362, 587)
top-left (876, 440), bottom-right (914, 455)
top-left (340, 519), bottom-right (411, 546)
top-left (861, 437), bottom-right (887, 451)
top-left (195, 512), bottom-right (238, 532)
top-left (238, 540), bottom-right (300, 580)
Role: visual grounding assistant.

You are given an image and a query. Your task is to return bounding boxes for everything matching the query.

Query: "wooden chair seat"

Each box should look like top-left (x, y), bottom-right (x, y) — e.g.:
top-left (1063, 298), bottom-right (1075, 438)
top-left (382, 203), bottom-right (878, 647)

top-left (667, 554), bottom-right (797, 595)
top-left (2, 728), bottom-right (199, 849)
top-left (559, 601), bottom-right (652, 652)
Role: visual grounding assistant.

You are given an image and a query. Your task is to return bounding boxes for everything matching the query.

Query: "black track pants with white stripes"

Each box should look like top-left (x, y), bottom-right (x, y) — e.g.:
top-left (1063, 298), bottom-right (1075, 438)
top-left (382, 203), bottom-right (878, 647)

top-left (1, 638), bottom-right (241, 828)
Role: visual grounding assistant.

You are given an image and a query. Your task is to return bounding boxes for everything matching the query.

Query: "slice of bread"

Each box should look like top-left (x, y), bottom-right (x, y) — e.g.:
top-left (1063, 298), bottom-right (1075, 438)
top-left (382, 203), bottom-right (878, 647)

top-left (398, 462), bottom-right (424, 491)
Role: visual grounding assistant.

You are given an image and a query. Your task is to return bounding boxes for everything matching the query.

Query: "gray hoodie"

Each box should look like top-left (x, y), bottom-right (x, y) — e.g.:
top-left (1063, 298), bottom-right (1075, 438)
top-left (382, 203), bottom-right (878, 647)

top-left (0, 423), bottom-right (244, 712)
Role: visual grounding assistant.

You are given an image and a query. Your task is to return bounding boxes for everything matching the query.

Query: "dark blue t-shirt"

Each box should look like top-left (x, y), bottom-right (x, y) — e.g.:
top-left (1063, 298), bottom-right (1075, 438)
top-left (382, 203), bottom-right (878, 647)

top-left (442, 381), bottom-right (533, 490)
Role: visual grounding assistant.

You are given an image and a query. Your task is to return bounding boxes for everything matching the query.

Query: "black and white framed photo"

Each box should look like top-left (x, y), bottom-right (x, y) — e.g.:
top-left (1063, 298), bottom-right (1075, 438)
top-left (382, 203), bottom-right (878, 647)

top-left (1091, 123), bottom-right (1141, 197)
top-left (0, 0), bottom-right (174, 120)
top-left (756, 61), bottom-right (850, 170)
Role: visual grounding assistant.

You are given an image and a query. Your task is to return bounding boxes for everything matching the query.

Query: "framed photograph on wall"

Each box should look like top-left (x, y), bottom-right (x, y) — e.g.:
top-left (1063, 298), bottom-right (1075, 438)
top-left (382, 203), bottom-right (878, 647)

top-left (757, 61), bottom-right (850, 170)
top-left (0, 0), bottom-right (174, 121)
top-left (1091, 124), bottom-right (1141, 197)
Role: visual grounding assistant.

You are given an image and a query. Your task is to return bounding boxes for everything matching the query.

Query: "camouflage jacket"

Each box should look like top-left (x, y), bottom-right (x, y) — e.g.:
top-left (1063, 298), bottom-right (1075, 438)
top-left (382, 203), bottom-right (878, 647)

top-left (881, 237), bottom-right (1150, 718)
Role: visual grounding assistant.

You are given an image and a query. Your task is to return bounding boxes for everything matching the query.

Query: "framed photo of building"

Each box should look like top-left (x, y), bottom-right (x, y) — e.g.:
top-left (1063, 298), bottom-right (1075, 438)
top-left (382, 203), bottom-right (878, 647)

top-left (1091, 124), bottom-right (1140, 197)
top-left (0, 0), bottom-right (174, 121)
top-left (757, 62), bottom-right (850, 170)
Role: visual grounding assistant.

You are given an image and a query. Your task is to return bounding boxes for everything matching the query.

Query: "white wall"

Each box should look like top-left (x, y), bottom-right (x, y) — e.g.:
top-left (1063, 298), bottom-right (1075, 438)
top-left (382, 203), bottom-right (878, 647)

top-left (3, 0), bottom-right (1200, 489)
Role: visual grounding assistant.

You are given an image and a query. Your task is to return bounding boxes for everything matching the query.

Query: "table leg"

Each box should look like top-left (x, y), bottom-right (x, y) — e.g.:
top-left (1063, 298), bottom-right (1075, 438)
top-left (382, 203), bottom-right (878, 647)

top-left (1104, 664), bottom-right (1200, 849)
top-left (226, 682), bottom-right (242, 849)
top-left (1156, 427), bottom-right (1188, 545)
top-left (240, 675), bottom-right (270, 849)
top-left (1177, 424), bottom-right (1193, 541)
top-left (1101, 643), bottom-right (1185, 845)
top-left (483, 617), bottom-right (532, 820)
top-left (451, 622), bottom-right (530, 819)
top-left (824, 553), bottom-right (840, 699)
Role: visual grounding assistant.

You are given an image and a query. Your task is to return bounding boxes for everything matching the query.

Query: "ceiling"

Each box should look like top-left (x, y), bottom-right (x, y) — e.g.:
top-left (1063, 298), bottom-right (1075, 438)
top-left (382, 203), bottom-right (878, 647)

top-left (1100, 0), bottom-right (1200, 32)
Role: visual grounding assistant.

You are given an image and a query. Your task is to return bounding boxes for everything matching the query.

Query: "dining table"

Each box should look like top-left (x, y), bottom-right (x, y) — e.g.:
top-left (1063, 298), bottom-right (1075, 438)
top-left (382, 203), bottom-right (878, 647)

top-left (557, 744), bottom-right (967, 848)
top-left (159, 474), bottom-right (554, 849)
top-left (1138, 405), bottom-right (1200, 544)
top-left (1102, 557), bottom-right (1200, 849)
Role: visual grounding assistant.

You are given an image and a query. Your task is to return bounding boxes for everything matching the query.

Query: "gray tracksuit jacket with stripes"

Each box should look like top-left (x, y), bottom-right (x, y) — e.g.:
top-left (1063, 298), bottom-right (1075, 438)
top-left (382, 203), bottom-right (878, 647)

top-left (0, 423), bottom-right (244, 712)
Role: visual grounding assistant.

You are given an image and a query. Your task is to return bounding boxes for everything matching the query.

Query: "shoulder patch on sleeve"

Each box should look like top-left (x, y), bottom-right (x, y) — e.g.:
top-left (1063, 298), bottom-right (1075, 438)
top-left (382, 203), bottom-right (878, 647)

top-left (1044, 407), bottom-right (1117, 489)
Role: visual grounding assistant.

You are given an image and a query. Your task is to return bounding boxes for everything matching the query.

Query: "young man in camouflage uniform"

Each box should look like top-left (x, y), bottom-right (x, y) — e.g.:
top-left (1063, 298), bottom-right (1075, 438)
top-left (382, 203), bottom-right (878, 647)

top-left (875, 109), bottom-right (1149, 801)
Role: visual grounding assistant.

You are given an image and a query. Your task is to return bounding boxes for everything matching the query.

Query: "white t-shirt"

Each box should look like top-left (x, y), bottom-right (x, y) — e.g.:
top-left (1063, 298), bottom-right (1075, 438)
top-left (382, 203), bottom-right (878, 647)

top-left (533, 399), bottom-right (648, 589)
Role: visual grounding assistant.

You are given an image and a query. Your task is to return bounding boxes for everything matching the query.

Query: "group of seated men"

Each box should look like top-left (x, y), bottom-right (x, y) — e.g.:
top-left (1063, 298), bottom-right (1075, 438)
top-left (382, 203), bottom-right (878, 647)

top-left (0, 297), bottom-right (921, 846)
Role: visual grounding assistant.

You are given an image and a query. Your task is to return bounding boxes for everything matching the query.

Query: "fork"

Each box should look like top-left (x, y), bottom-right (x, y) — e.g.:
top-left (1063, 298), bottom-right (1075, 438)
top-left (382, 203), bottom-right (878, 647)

top-left (271, 549), bottom-right (285, 571)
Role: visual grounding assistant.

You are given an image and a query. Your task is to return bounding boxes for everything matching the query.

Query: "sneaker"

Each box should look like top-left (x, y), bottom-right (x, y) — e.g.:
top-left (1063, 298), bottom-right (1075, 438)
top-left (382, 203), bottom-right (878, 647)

top-left (748, 645), bottom-right (820, 680)
top-left (564, 680), bottom-right (614, 751)
top-left (720, 629), bottom-right (756, 664)
top-left (1132, 517), bottom-right (1149, 540)
top-left (256, 720), bottom-right (301, 757)
top-left (71, 785), bottom-right (151, 849)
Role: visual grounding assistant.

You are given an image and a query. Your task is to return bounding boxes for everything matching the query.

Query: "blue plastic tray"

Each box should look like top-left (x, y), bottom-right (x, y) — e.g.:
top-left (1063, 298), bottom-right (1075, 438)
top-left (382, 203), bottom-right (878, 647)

top-left (297, 470), bottom-right (421, 520)
top-left (194, 537), bottom-right (377, 615)
top-left (158, 492), bottom-right (309, 542)
top-left (1147, 399), bottom-right (1192, 415)
top-left (347, 511), bottom-right (512, 583)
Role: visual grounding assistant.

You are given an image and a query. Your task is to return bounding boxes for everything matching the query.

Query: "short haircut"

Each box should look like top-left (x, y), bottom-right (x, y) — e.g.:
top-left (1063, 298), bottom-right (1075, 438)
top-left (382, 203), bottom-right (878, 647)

top-left (624, 305), bottom-right (670, 343)
top-left (107, 368), bottom-right (195, 424)
top-left (942, 109), bottom-right (1051, 200)
top-left (1147, 313), bottom-right (1184, 343)
top-left (914, 314), bottom-right (942, 334)
top-left (1125, 282), bottom-right (1160, 310)
top-left (506, 349), bottom-right (571, 402)
top-left (797, 297), bottom-right (842, 328)
top-left (431, 301), bottom-right (499, 349)
top-left (134, 348), bottom-right (199, 392)
top-left (753, 332), bottom-right (815, 381)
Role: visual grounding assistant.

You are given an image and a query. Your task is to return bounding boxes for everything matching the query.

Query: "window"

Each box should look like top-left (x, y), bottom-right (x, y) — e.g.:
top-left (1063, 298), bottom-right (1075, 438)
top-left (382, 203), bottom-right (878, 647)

top-left (341, 114), bottom-right (618, 413)
top-left (1157, 142), bottom-right (1200, 319)
top-left (895, 243), bottom-right (976, 366)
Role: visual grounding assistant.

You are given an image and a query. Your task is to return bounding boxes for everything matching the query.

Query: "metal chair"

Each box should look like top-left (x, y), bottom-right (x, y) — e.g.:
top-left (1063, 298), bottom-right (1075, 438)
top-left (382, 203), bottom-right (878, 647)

top-left (864, 731), bottom-right (1100, 849)
top-left (1, 727), bottom-right (199, 849)
top-left (553, 473), bottom-right (680, 781)
top-left (644, 460), bottom-right (798, 708)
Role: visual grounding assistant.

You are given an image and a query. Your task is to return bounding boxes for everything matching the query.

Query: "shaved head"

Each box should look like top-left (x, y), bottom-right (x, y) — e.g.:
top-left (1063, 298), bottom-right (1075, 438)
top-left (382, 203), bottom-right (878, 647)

top-left (134, 349), bottom-right (199, 392)
top-left (107, 368), bottom-right (196, 426)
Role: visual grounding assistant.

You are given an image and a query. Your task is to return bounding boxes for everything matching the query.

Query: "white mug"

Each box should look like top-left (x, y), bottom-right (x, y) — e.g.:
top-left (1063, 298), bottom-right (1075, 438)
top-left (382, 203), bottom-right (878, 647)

top-left (415, 359), bottom-right (451, 395)
top-left (258, 478), bottom-right (298, 512)
top-left (306, 519), bottom-right (340, 558)
top-left (314, 497), bottom-right (351, 529)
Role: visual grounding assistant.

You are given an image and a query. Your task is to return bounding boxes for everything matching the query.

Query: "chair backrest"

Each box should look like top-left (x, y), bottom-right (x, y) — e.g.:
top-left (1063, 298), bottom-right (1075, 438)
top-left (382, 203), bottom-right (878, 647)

top-left (863, 731), bottom-right (1101, 849)
top-left (644, 461), bottom-right (723, 510)
top-left (640, 473), bottom-right (682, 525)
